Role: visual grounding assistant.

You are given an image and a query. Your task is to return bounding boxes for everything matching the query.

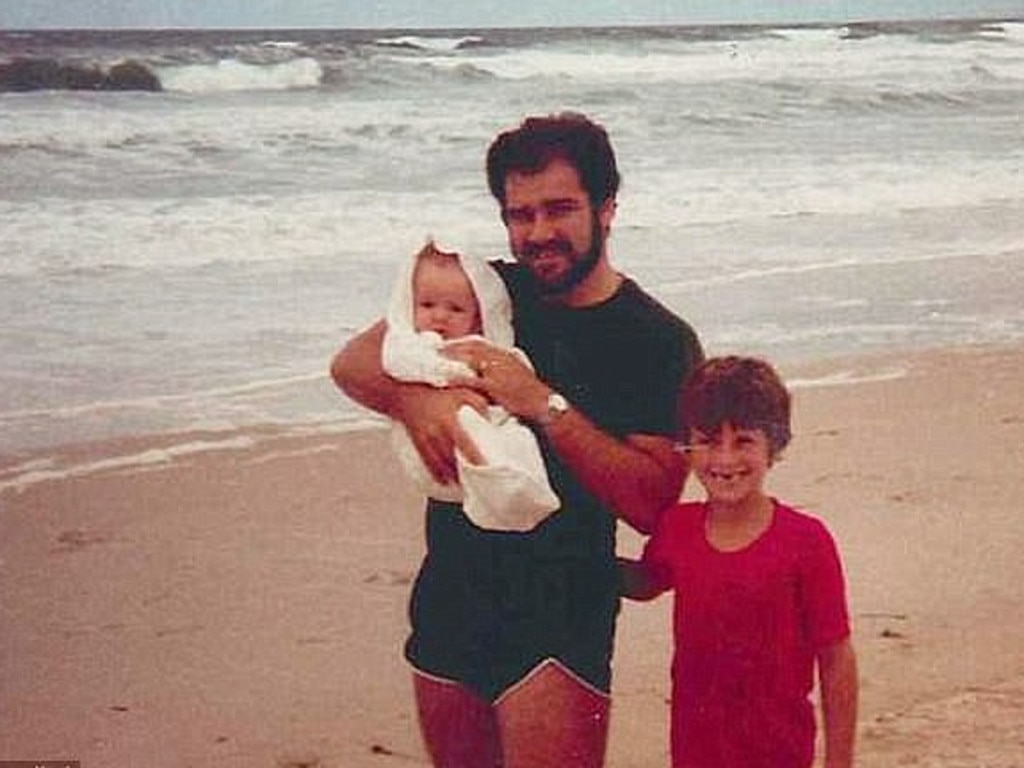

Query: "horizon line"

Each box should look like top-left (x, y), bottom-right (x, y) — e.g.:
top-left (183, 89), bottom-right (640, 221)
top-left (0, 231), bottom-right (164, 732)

top-left (2, 14), bottom-right (1021, 34)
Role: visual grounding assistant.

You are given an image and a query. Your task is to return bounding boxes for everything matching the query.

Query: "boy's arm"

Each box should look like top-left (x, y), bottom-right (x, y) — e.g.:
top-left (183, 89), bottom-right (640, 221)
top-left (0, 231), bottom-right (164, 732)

top-left (329, 320), bottom-right (486, 483)
top-left (617, 557), bottom-right (669, 601)
top-left (819, 638), bottom-right (859, 768)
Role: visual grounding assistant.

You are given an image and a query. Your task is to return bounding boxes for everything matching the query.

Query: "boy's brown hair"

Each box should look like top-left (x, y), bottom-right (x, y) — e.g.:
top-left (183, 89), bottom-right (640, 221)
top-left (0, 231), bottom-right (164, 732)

top-left (680, 356), bottom-right (792, 456)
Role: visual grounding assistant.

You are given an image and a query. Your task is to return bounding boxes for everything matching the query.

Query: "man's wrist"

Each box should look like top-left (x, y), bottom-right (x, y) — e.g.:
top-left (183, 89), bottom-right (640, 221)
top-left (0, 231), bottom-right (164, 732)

top-left (535, 390), bottom-right (571, 427)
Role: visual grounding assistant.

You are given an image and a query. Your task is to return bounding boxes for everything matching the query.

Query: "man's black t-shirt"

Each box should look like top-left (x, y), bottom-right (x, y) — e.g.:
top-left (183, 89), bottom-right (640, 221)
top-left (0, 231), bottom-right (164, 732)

top-left (405, 260), bottom-right (703, 701)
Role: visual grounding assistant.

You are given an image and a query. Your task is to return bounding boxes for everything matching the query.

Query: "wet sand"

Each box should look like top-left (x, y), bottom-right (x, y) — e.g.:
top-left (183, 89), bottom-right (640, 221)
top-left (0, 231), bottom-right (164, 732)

top-left (2, 342), bottom-right (1023, 766)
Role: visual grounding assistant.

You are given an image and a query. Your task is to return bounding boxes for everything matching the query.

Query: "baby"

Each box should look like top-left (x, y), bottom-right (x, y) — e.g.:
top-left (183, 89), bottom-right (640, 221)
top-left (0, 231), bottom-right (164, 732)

top-left (382, 239), bottom-right (559, 531)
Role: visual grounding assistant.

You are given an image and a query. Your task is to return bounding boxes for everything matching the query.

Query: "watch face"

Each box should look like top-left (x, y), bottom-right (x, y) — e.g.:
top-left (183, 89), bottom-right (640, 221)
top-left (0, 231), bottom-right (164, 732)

top-left (548, 393), bottom-right (569, 414)
top-left (539, 392), bottom-right (569, 425)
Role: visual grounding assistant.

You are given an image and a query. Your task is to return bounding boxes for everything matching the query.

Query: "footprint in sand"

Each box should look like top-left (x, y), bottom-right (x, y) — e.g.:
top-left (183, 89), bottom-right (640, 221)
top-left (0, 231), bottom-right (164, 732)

top-left (52, 528), bottom-right (110, 553)
top-left (860, 612), bottom-right (912, 642)
top-left (887, 490), bottom-right (924, 504)
top-left (364, 569), bottom-right (413, 586)
top-left (276, 756), bottom-right (321, 768)
top-left (154, 623), bottom-right (204, 638)
top-left (371, 744), bottom-right (420, 761)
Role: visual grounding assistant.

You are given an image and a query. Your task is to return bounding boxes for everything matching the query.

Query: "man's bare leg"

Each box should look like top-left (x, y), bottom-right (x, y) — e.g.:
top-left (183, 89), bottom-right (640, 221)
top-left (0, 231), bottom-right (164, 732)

top-left (413, 671), bottom-right (503, 768)
top-left (496, 659), bottom-right (610, 768)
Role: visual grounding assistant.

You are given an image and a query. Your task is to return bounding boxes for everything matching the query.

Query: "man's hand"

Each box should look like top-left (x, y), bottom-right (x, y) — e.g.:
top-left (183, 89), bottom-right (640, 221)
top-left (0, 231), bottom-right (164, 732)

top-left (442, 338), bottom-right (550, 422)
top-left (394, 383), bottom-right (489, 484)
top-left (441, 337), bottom-right (685, 533)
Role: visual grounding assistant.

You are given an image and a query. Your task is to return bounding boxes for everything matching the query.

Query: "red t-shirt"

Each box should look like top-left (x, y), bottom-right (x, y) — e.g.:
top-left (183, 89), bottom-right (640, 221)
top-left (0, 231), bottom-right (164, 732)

top-left (641, 500), bottom-right (851, 768)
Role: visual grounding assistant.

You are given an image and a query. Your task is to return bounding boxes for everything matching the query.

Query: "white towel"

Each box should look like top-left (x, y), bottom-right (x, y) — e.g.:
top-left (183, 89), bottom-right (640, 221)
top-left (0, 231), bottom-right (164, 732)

top-left (455, 405), bottom-right (560, 531)
top-left (382, 243), bottom-right (560, 531)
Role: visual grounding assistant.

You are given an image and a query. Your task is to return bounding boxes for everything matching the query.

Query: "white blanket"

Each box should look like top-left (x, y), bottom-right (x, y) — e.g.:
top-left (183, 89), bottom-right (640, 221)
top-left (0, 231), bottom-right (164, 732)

top-left (382, 245), bottom-right (560, 532)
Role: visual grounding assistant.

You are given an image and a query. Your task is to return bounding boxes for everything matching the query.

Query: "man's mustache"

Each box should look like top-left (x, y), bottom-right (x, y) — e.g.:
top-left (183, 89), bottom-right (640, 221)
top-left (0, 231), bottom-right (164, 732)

top-left (518, 238), bottom-right (574, 260)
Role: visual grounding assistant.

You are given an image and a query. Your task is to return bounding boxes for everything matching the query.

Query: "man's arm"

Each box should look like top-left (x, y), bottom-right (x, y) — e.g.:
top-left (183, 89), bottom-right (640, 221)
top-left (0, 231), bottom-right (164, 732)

top-left (819, 638), bottom-right (859, 768)
top-left (444, 338), bottom-right (687, 534)
top-left (330, 320), bottom-right (399, 415)
top-left (329, 320), bottom-right (486, 484)
top-left (542, 407), bottom-right (684, 534)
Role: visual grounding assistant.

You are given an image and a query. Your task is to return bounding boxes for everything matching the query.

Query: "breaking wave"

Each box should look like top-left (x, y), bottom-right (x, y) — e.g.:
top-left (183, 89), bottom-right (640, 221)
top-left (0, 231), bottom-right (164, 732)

top-left (2, 19), bottom-right (1020, 95)
top-left (157, 56), bottom-right (323, 93)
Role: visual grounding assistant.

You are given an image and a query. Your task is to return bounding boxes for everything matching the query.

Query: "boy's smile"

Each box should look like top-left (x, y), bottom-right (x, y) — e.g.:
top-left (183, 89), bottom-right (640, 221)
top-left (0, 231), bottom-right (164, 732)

top-left (690, 422), bottom-right (773, 508)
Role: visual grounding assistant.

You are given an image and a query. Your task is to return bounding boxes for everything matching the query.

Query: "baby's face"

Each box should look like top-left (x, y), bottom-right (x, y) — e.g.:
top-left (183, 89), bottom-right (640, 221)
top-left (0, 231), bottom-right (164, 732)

top-left (412, 259), bottom-right (482, 340)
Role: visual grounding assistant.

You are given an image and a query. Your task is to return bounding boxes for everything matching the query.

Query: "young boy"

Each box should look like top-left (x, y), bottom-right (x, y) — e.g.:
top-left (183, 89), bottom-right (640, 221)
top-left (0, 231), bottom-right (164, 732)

top-left (621, 356), bottom-right (858, 768)
top-left (381, 239), bottom-right (559, 531)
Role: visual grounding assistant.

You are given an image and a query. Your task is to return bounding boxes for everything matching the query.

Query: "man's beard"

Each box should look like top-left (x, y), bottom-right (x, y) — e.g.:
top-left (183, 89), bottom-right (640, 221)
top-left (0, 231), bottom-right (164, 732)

top-left (516, 213), bottom-right (604, 297)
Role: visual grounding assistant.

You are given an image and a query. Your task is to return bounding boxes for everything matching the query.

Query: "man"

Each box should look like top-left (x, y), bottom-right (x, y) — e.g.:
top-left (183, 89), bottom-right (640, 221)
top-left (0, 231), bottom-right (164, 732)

top-left (331, 112), bottom-right (703, 768)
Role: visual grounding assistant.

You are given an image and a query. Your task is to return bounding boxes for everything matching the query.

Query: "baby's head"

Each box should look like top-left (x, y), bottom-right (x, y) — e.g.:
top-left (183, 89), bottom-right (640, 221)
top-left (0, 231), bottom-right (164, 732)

top-left (680, 356), bottom-right (792, 461)
top-left (411, 241), bottom-right (483, 340)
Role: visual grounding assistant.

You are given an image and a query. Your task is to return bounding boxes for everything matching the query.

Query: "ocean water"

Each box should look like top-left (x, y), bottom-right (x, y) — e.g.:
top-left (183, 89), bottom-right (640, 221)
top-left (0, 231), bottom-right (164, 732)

top-left (1, 19), bottom-right (1023, 457)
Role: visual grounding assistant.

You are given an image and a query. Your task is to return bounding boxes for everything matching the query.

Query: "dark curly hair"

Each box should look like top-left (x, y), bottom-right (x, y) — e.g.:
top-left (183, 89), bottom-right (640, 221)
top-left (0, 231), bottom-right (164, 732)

top-left (680, 356), bottom-right (792, 456)
top-left (485, 112), bottom-right (621, 209)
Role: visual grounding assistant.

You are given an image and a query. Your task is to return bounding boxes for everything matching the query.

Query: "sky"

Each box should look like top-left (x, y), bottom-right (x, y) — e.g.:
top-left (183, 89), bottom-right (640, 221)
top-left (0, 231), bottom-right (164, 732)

top-left (0, 0), bottom-right (1021, 29)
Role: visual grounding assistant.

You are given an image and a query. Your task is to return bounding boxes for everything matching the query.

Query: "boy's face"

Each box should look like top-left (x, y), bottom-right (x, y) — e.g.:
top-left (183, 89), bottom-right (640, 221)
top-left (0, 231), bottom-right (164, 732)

top-left (689, 422), bottom-right (773, 507)
top-left (412, 259), bottom-right (482, 340)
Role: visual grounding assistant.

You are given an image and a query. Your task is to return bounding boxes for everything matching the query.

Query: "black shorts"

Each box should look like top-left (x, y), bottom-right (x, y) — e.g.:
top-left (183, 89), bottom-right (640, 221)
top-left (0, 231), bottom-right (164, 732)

top-left (404, 500), bottom-right (620, 703)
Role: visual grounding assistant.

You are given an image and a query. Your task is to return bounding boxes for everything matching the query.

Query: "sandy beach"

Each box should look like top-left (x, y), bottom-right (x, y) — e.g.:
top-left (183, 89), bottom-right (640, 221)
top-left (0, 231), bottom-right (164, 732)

top-left (2, 342), bottom-right (1023, 767)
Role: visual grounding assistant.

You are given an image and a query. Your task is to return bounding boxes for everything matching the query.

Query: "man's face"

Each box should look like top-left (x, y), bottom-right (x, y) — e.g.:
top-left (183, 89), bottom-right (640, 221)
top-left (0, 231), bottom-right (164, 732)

top-left (501, 158), bottom-right (614, 297)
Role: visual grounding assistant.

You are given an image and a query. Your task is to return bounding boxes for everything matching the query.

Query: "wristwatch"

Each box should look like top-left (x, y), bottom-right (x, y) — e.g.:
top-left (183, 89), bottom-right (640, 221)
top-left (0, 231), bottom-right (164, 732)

top-left (538, 391), bottom-right (570, 426)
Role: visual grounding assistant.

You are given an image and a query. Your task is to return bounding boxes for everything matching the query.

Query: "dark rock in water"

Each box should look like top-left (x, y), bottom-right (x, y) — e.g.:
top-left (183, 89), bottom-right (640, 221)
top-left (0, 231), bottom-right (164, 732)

top-left (0, 57), bottom-right (97, 91)
top-left (0, 56), bottom-right (162, 92)
top-left (103, 60), bottom-right (162, 91)
top-left (0, 58), bottom-right (52, 90)
top-left (62, 63), bottom-right (107, 90)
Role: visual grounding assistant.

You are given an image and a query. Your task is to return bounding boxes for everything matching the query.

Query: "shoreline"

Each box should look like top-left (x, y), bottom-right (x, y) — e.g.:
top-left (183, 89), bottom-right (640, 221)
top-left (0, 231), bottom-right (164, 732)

top-left (0, 339), bottom-right (1002, 485)
top-left (2, 340), bottom-right (1023, 765)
